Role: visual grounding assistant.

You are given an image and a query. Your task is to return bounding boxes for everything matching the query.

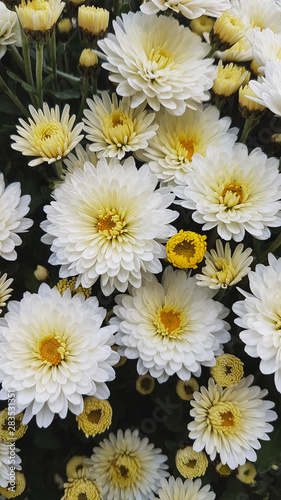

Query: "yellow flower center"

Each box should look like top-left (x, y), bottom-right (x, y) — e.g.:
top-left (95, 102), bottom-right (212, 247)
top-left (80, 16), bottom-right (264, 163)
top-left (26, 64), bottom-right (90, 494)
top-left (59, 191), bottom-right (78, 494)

top-left (39, 335), bottom-right (67, 366)
top-left (96, 208), bottom-right (126, 239)
top-left (176, 133), bottom-right (196, 161)
top-left (102, 110), bottom-right (135, 147)
top-left (166, 230), bottom-right (207, 269)
top-left (208, 401), bottom-right (241, 435)
top-left (26, 0), bottom-right (49, 11)
top-left (212, 257), bottom-right (236, 286)
top-left (110, 454), bottom-right (139, 488)
top-left (220, 182), bottom-right (244, 208)
top-left (147, 45), bottom-right (173, 70)
top-left (154, 305), bottom-right (185, 338)
top-left (32, 120), bottom-right (66, 159)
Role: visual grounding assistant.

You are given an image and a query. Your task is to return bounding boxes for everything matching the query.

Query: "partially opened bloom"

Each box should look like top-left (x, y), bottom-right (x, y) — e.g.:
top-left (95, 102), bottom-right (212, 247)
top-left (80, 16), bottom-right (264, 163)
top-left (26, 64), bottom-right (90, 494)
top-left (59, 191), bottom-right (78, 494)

top-left (175, 144), bottom-right (281, 242)
top-left (188, 376), bottom-right (277, 469)
top-left (76, 397), bottom-right (112, 437)
top-left (78, 6), bottom-right (109, 44)
top-left (41, 156), bottom-right (177, 296)
top-left (112, 266), bottom-right (230, 383)
top-left (136, 106), bottom-right (238, 186)
top-left (61, 468), bottom-right (101, 500)
top-left (0, 442), bottom-right (21, 488)
top-left (236, 462), bottom-right (257, 485)
top-left (0, 1), bottom-right (21, 59)
top-left (212, 61), bottom-right (250, 98)
top-left (249, 62), bottom-right (281, 116)
top-left (175, 447), bottom-right (208, 479)
top-left (233, 254), bottom-right (281, 393)
top-left (11, 103), bottom-right (84, 167)
top-left (0, 174), bottom-right (33, 261)
top-left (86, 428), bottom-right (169, 500)
top-left (83, 92), bottom-right (158, 160)
top-left (16, 0), bottom-right (65, 42)
top-left (153, 476), bottom-right (215, 500)
top-left (166, 230), bottom-right (207, 269)
top-left (210, 354), bottom-right (244, 386)
top-left (196, 240), bottom-right (253, 289)
top-left (0, 273), bottom-right (13, 314)
top-left (141, 0), bottom-right (230, 19)
top-left (98, 12), bottom-right (216, 116)
top-left (176, 377), bottom-right (199, 401)
top-left (0, 284), bottom-right (119, 427)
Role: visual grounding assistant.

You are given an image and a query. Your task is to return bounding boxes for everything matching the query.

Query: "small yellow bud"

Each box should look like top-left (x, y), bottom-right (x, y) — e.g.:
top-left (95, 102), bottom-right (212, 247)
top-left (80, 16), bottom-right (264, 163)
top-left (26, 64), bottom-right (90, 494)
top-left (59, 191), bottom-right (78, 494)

top-left (34, 265), bottom-right (49, 282)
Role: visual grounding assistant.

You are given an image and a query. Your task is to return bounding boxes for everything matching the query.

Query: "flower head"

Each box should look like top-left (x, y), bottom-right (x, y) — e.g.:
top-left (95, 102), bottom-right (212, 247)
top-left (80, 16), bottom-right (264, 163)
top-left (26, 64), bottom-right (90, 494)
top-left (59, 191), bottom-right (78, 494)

top-left (76, 397), bottom-right (112, 437)
top-left (212, 61), bottom-right (250, 97)
top-left (16, 0), bottom-right (65, 42)
top-left (0, 273), bottom-right (13, 314)
top-left (41, 156), bottom-right (177, 296)
top-left (11, 103), bottom-right (84, 167)
top-left (166, 230), bottom-right (207, 269)
top-left (190, 15), bottom-right (214, 38)
top-left (153, 476), bottom-right (215, 500)
top-left (210, 10), bottom-right (246, 51)
top-left (66, 456), bottom-right (88, 479)
top-left (78, 6), bottom-right (109, 44)
top-left (236, 462), bottom-right (257, 484)
top-left (248, 28), bottom-right (281, 75)
top-left (55, 276), bottom-right (92, 299)
top-left (196, 240), bottom-right (253, 289)
top-left (188, 376), bottom-right (277, 469)
top-left (136, 374), bottom-right (155, 395)
top-left (86, 428), bottom-right (169, 500)
top-left (210, 354), bottom-right (244, 386)
top-left (175, 447), bottom-right (208, 479)
top-left (0, 409), bottom-right (28, 441)
top-left (239, 84), bottom-right (266, 118)
top-left (176, 378), bottom-right (199, 401)
top-left (78, 48), bottom-right (98, 77)
top-left (233, 254), bottom-right (281, 393)
top-left (0, 284), bottom-right (119, 427)
top-left (98, 12), bottom-right (216, 116)
top-left (175, 144), bottom-right (281, 242)
top-left (61, 468), bottom-right (101, 500)
top-left (249, 62), bottom-right (281, 116)
top-left (0, 470), bottom-right (26, 498)
top-left (112, 266), bottom-right (230, 383)
top-left (83, 92), bottom-right (158, 160)
top-left (0, 174), bottom-right (32, 261)
top-left (141, 0), bottom-right (230, 19)
top-left (0, 441), bottom-right (21, 488)
top-left (0, 1), bottom-right (21, 59)
top-left (135, 106), bottom-right (238, 187)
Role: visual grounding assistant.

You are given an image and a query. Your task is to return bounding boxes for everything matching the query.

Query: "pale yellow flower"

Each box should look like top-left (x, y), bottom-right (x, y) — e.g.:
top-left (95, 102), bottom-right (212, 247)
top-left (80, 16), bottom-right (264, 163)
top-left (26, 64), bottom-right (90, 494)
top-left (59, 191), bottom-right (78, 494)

top-left (0, 273), bottom-right (13, 314)
top-left (236, 462), bottom-right (257, 484)
top-left (176, 378), bottom-right (199, 401)
top-left (76, 397), bottom-right (112, 438)
top-left (175, 446), bottom-right (208, 479)
top-left (212, 61), bottom-right (250, 97)
top-left (166, 230), bottom-right (207, 269)
top-left (66, 456), bottom-right (88, 479)
top-left (0, 471), bottom-right (26, 498)
top-left (136, 374), bottom-right (155, 395)
top-left (210, 354), bottom-right (244, 387)
top-left (16, 0), bottom-right (65, 42)
top-left (61, 469), bottom-right (101, 500)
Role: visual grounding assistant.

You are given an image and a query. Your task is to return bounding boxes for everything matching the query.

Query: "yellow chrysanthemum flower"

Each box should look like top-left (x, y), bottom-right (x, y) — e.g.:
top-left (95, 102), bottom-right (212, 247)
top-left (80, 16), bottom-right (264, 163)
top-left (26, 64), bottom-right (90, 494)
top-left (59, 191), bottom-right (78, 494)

top-left (166, 230), bottom-right (207, 269)
top-left (236, 462), bottom-right (257, 484)
top-left (11, 103), bottom-right (84, 167)
top-left (16, 0), bottom-right (65, 42)
top-left (215, 462), bottom-right (232, 477)
top-left (78, 48), bottom-right (98, 77)
top-left (78, 6), bottom-right (109, 45)
top-left (76, 397), bottom-right (112, 438)
top-left (210, 354), bottom-right (244, 387)
top-left (62, 469), bottom-right (101, 500)
top-left (66, 456), bottom-right (88, 479)
top-left (212, 61), bottom-right (250, 97)
top-left (136, 374), bottom-right (155, 395)
top-left (210, 10), bottom-right (246, 51)
top-left (0, 471), bottom-right (26, 498)
top-left (0, 409), bottom-right (28, 441)
top-left (239, 84), bottom-right (266, 118)
top-left (55, 277), bottom-right (92, 299)
top-left (176, 378), bottom-right (199, 401)
top-left (189, 15), bottom-right (214, 38)
top-left (176, 446), bottom-right (208, 479)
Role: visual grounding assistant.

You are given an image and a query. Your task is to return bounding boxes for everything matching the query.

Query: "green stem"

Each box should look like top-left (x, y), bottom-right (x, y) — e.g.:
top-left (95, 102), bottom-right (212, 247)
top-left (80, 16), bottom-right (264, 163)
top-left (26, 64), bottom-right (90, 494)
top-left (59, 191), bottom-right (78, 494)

top-left (20, 25), bottom-right (37, 107)
top-left (0, 75), bottom-right (29, 116)
top-left (207, 227), bottom-right (218, 250)
top-left (8, 45), bottom-right (25, 74)
top-left (77, 76), bottom-right (89, 122)
top-left (45, 66), bottom-right (80, 84)
top-left (49, 30), bottom-right (57, 87)
top-left (239, 117), bottom-right (260, 144)
top-left (260, 233), bottom-right (281, 262)
top-left (36, 42), bottom-right (44, 109)
top-left (54, 159), bottom-right (64, 179)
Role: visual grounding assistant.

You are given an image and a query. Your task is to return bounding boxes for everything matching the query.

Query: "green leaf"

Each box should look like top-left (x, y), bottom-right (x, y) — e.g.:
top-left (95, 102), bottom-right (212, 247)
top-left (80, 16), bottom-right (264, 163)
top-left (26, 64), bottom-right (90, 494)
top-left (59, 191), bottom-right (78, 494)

top-left (47, 88), bottom-right (80, 99)
top-left (119, 2), bottom-right (131, 14)
top-left (7, 70), bottom-right (37, 94)
top-left (218, 477), bottom-right (251, 500)
top-left (256, 425), bottom-right (281, 473)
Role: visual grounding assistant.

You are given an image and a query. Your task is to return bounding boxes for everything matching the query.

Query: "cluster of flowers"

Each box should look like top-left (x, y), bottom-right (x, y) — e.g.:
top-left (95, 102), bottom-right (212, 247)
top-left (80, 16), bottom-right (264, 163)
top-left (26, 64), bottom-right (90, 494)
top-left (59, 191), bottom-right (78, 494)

top-left (1, 0), bottom-right (281, 498)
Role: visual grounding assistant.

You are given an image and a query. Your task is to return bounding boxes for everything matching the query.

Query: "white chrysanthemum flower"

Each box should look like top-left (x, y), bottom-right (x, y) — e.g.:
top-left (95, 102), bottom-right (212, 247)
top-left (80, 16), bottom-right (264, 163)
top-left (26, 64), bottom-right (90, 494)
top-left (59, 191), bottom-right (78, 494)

top-left (136, 106), bottom-right (238, 187)
top-left (141, 0), bottom-right (229, 20)
top-left (0, 173), bottom-right (33, 261)
top-left (0, 284), bottom-right (119, 428)
top-left (0, 442), bottom-right (21, 488)
top-left (86, 428), bottom-right (169, 500)
top-left (63, 143), bottom-right (97, 174)
top-left (0, 273), bottom-right (13, 314)
top-left (83, 92), bottom-right (158, 160)
top-left (233, 254), bottom-right (281, 393)
top-left (249, 62), bottom-right (281, 116)
top-left (196, 240), bottom-right (253, 289)
top-left (248, 28), bottom-right (281, 74)
top-left (41, 156), bottom-right (178, 296)
top-left (153, 476), bottom-right (215, 500)
top-left (11, 103), bottom-right (84, 167)
top-left (175, 144), bottom-right (281, 242)
top-left (188, 376), bottom-right (277, 469)
top-left (0, 1), bottom-right (21, 60)
top-left (112, 266), bottom-right (230, 383)
top-left (98, 12), bottom-right (216, 116)
top-left (217, 0), bottom-right (281, 62)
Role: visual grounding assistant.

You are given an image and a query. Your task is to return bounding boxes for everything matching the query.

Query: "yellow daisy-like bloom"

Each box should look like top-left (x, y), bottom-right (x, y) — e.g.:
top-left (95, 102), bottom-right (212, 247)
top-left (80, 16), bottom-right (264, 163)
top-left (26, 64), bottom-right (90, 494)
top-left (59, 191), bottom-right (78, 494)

top-left (239, 84), bottom-right (266, 118)
top-left (78, 6), bottom-right (109, 45)
top-left (34, 265), bottom-right (49, 283)
top-left (0, 409), bottom-right (28, 441)
top-left (210, 354), bottom-right (244, 387)
top-left (55, 277), bottom-right (92, 299)
top-left (0, 273), bottom-right (13, 314)
top-left (175, 446), bottom-right (208, 479)
top-left (78, 48), bottom-right (98, 77)
top-left (76, 397), bottom-right (112, 438)
top-left (189, 15), bottom-right (214, 38)
top-left (210, 10), bottom-right (246, 51)
top-left (16, 0), bottom-right (65, 42)
top-left (11, 103), bottom-right (84, 167)
top-left (0, 471), bottom-right (26, 498)
top-left (166, 230), bottom-right (207, 269)
top-left (62, 469), bottom-right (101, 500)
top-left (66, 456), bottom-right (88, 479)
top-left (176, 378), bottom-right (199, 401)
top-left (215, 462), bottom-right (232, 477)
top-left (136, 374), bottom-right (155, 395)
top-left (236, 462), bottom-right (257, 484)
top-left (212, 61), bottom-right (250, 97)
